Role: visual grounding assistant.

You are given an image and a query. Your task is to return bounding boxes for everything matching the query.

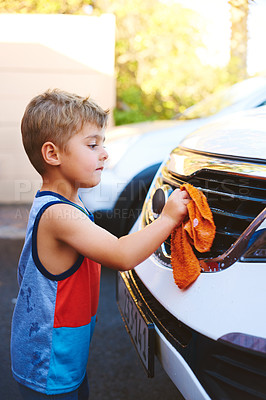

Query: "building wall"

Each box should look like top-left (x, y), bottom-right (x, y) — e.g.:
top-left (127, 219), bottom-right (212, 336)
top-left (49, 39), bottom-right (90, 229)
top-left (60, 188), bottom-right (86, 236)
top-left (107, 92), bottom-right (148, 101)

top-left (0, 13), bottom-right (116, 203)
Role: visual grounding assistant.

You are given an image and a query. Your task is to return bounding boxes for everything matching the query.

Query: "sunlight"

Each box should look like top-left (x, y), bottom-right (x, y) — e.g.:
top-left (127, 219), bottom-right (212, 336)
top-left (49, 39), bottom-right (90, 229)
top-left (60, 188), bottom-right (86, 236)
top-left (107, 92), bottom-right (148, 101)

top-left (167, 0), bottom-right (231, 67)
top-left (167, 0), bottom-right (266, 74)
top-left (247, 0), bottom-right (266, 74)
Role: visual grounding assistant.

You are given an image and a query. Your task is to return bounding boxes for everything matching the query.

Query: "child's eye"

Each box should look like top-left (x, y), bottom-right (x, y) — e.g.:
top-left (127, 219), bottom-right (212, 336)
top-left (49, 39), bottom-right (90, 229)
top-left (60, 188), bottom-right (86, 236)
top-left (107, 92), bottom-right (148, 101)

top-left (88, 144), bottom-right (97, 149)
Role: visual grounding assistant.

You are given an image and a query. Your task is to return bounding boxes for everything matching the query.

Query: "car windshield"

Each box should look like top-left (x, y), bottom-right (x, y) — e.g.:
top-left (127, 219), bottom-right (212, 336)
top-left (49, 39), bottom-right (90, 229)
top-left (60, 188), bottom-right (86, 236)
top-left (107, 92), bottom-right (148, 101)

top-left (177, 78), bottom-right (266, 120)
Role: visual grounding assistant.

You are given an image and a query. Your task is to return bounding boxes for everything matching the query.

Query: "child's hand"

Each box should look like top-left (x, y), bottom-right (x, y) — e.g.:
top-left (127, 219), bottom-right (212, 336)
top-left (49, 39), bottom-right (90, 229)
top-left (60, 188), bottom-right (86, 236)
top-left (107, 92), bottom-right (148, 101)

top-left (161, 188), bottom-right (190, 228)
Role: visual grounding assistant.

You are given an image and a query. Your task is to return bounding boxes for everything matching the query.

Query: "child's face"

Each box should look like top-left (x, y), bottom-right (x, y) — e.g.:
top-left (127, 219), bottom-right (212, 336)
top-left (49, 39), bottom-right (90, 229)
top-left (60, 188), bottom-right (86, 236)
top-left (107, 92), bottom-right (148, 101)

top-left (59, 123), bottom-right (108, 189)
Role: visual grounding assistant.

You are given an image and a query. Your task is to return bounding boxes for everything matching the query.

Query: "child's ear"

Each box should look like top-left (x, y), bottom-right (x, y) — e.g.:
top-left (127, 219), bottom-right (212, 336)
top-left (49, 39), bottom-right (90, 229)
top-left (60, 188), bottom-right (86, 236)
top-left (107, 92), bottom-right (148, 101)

top-left (41, 142), bottom-right (61, 166)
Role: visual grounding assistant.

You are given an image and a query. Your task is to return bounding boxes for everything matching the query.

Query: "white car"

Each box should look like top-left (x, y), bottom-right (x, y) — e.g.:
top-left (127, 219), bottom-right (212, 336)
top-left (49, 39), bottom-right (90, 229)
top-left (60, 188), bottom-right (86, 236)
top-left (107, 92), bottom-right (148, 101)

top-left (80, 76), bottom-right (266, 237)
top-left (117, 106), bottom-right (266, 400)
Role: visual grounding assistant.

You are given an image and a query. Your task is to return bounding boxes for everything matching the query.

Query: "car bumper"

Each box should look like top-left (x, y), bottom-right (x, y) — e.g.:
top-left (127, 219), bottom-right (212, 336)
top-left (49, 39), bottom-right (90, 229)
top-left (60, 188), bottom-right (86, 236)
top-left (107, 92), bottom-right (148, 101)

top-left (117, 269), bottom-right (211, 400)
top-left (117, 265), bottom-right (266, 400)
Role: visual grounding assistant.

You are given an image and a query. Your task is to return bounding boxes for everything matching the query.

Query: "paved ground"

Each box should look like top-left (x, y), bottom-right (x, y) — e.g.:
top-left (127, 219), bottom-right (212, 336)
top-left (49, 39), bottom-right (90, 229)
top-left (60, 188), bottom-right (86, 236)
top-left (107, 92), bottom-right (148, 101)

top-left (0, 204), bottom-right (30, 240)
top-left (0, 204), bottom-right (184, 400)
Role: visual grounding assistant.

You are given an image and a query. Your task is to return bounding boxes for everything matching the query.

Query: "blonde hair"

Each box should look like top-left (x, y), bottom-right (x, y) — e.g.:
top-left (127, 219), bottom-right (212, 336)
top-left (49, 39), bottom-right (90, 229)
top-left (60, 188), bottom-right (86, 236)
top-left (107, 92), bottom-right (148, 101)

top-left (21, 89), bottom-right (109, 175)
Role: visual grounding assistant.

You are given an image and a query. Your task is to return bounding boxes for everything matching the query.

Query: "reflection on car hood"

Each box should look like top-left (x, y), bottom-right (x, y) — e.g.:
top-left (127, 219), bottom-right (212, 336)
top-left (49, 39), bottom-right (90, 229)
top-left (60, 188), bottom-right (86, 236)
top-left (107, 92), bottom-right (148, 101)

top-left (180, 107), bottom-right (266, 162)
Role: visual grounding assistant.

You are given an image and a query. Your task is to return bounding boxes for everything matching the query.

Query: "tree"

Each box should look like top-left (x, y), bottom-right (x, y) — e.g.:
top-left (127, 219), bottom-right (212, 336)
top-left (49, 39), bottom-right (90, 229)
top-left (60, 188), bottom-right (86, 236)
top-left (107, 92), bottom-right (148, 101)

top-left (95, 0), bottom-right (227, 123)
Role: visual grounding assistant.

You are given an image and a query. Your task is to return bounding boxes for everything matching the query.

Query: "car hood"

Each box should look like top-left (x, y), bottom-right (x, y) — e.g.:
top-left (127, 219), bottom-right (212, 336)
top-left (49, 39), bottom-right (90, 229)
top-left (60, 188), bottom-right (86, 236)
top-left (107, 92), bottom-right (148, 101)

top-left (105, 120), bottom-right (184, 141)
top-left (179, 107), bottom-right (266, 162)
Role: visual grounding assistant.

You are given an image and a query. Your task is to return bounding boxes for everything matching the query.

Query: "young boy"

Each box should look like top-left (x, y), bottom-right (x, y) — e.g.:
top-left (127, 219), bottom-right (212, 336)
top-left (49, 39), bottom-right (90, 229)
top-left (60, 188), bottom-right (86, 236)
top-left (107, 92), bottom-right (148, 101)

top-left (11, 89), bottom-right (190, 399)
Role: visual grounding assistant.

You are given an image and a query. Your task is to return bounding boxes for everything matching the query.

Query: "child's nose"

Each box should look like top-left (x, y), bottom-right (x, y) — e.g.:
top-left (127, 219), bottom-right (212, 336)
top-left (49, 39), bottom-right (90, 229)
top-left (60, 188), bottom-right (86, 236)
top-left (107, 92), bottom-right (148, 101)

top-left (101, 147), bottom-right (108, 161)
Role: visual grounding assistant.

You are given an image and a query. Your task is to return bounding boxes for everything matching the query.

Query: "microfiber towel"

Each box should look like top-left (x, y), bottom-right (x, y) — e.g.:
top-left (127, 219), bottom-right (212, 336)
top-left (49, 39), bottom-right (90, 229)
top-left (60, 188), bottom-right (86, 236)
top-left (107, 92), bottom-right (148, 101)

top-left (170, 183), bottom-right (216, 289)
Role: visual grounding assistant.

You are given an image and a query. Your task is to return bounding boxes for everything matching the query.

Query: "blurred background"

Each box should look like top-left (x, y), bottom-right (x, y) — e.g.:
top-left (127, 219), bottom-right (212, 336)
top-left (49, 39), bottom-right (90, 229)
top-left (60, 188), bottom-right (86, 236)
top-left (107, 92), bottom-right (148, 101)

top-left (0, 0), bottom-right (265, 203)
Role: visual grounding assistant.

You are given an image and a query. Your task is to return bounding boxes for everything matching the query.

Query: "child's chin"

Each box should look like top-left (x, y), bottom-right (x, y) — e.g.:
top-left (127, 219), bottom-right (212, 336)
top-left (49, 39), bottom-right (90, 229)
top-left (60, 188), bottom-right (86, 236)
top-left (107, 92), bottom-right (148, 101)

top-left (80, 181), bottom-right (100, 189)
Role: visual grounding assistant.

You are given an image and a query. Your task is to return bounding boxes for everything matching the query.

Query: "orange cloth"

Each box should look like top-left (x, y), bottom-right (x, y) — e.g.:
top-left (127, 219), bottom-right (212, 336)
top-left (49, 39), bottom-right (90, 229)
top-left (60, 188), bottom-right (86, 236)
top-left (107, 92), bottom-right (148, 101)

top-left (170, 183), bottom-right (216, 289)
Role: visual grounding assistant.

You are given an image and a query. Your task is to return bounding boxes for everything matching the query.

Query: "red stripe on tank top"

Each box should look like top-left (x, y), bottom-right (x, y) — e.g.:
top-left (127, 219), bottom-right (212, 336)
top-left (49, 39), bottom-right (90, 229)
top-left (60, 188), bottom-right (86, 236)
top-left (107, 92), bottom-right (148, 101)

top-left (53, 258), bottom-right (101, 328)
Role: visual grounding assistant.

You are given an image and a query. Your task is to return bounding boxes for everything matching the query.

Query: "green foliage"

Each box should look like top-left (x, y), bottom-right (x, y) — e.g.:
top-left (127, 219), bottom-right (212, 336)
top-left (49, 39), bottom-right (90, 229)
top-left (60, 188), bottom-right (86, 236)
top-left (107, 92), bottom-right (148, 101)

top-left (113, 86), bottom-right (176, 125)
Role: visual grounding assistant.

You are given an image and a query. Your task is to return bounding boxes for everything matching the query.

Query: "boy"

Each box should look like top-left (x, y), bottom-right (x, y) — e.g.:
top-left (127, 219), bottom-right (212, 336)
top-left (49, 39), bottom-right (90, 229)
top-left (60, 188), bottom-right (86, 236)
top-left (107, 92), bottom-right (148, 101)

top-left (11, 89), bottom-right (190, 399)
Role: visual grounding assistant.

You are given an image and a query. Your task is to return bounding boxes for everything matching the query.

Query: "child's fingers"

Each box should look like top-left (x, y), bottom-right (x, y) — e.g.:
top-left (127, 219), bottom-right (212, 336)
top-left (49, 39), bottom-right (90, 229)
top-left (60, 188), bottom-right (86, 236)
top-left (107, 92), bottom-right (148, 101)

top-left (180, 189), bottom-right (191, 201)
top-left (183, 198), bottom-right (191, 205)
top-left (169, 188), bottom-right (190, 203)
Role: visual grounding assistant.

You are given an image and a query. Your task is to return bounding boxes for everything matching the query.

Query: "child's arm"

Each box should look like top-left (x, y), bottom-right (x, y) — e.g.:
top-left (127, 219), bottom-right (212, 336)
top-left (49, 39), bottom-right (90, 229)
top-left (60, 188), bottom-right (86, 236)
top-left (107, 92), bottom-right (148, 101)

top-left (40, 189), bottom-right (190, 272)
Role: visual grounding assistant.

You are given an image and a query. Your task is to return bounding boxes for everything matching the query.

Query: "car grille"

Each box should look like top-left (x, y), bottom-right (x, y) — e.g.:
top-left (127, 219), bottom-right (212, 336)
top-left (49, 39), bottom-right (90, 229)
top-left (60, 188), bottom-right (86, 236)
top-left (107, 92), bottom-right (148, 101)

top-left (163, 168), bottom-right (266, 258)
top-left (201, 339), bottom-right (266, 400)
top-left (142, 148), bottom-right (266, 267)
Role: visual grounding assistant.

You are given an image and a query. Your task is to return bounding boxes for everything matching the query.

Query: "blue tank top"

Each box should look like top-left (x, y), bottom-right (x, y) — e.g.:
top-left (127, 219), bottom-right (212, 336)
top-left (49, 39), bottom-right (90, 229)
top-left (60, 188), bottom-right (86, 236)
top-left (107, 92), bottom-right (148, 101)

top-left (11, 191), bottom-right (101, 395)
